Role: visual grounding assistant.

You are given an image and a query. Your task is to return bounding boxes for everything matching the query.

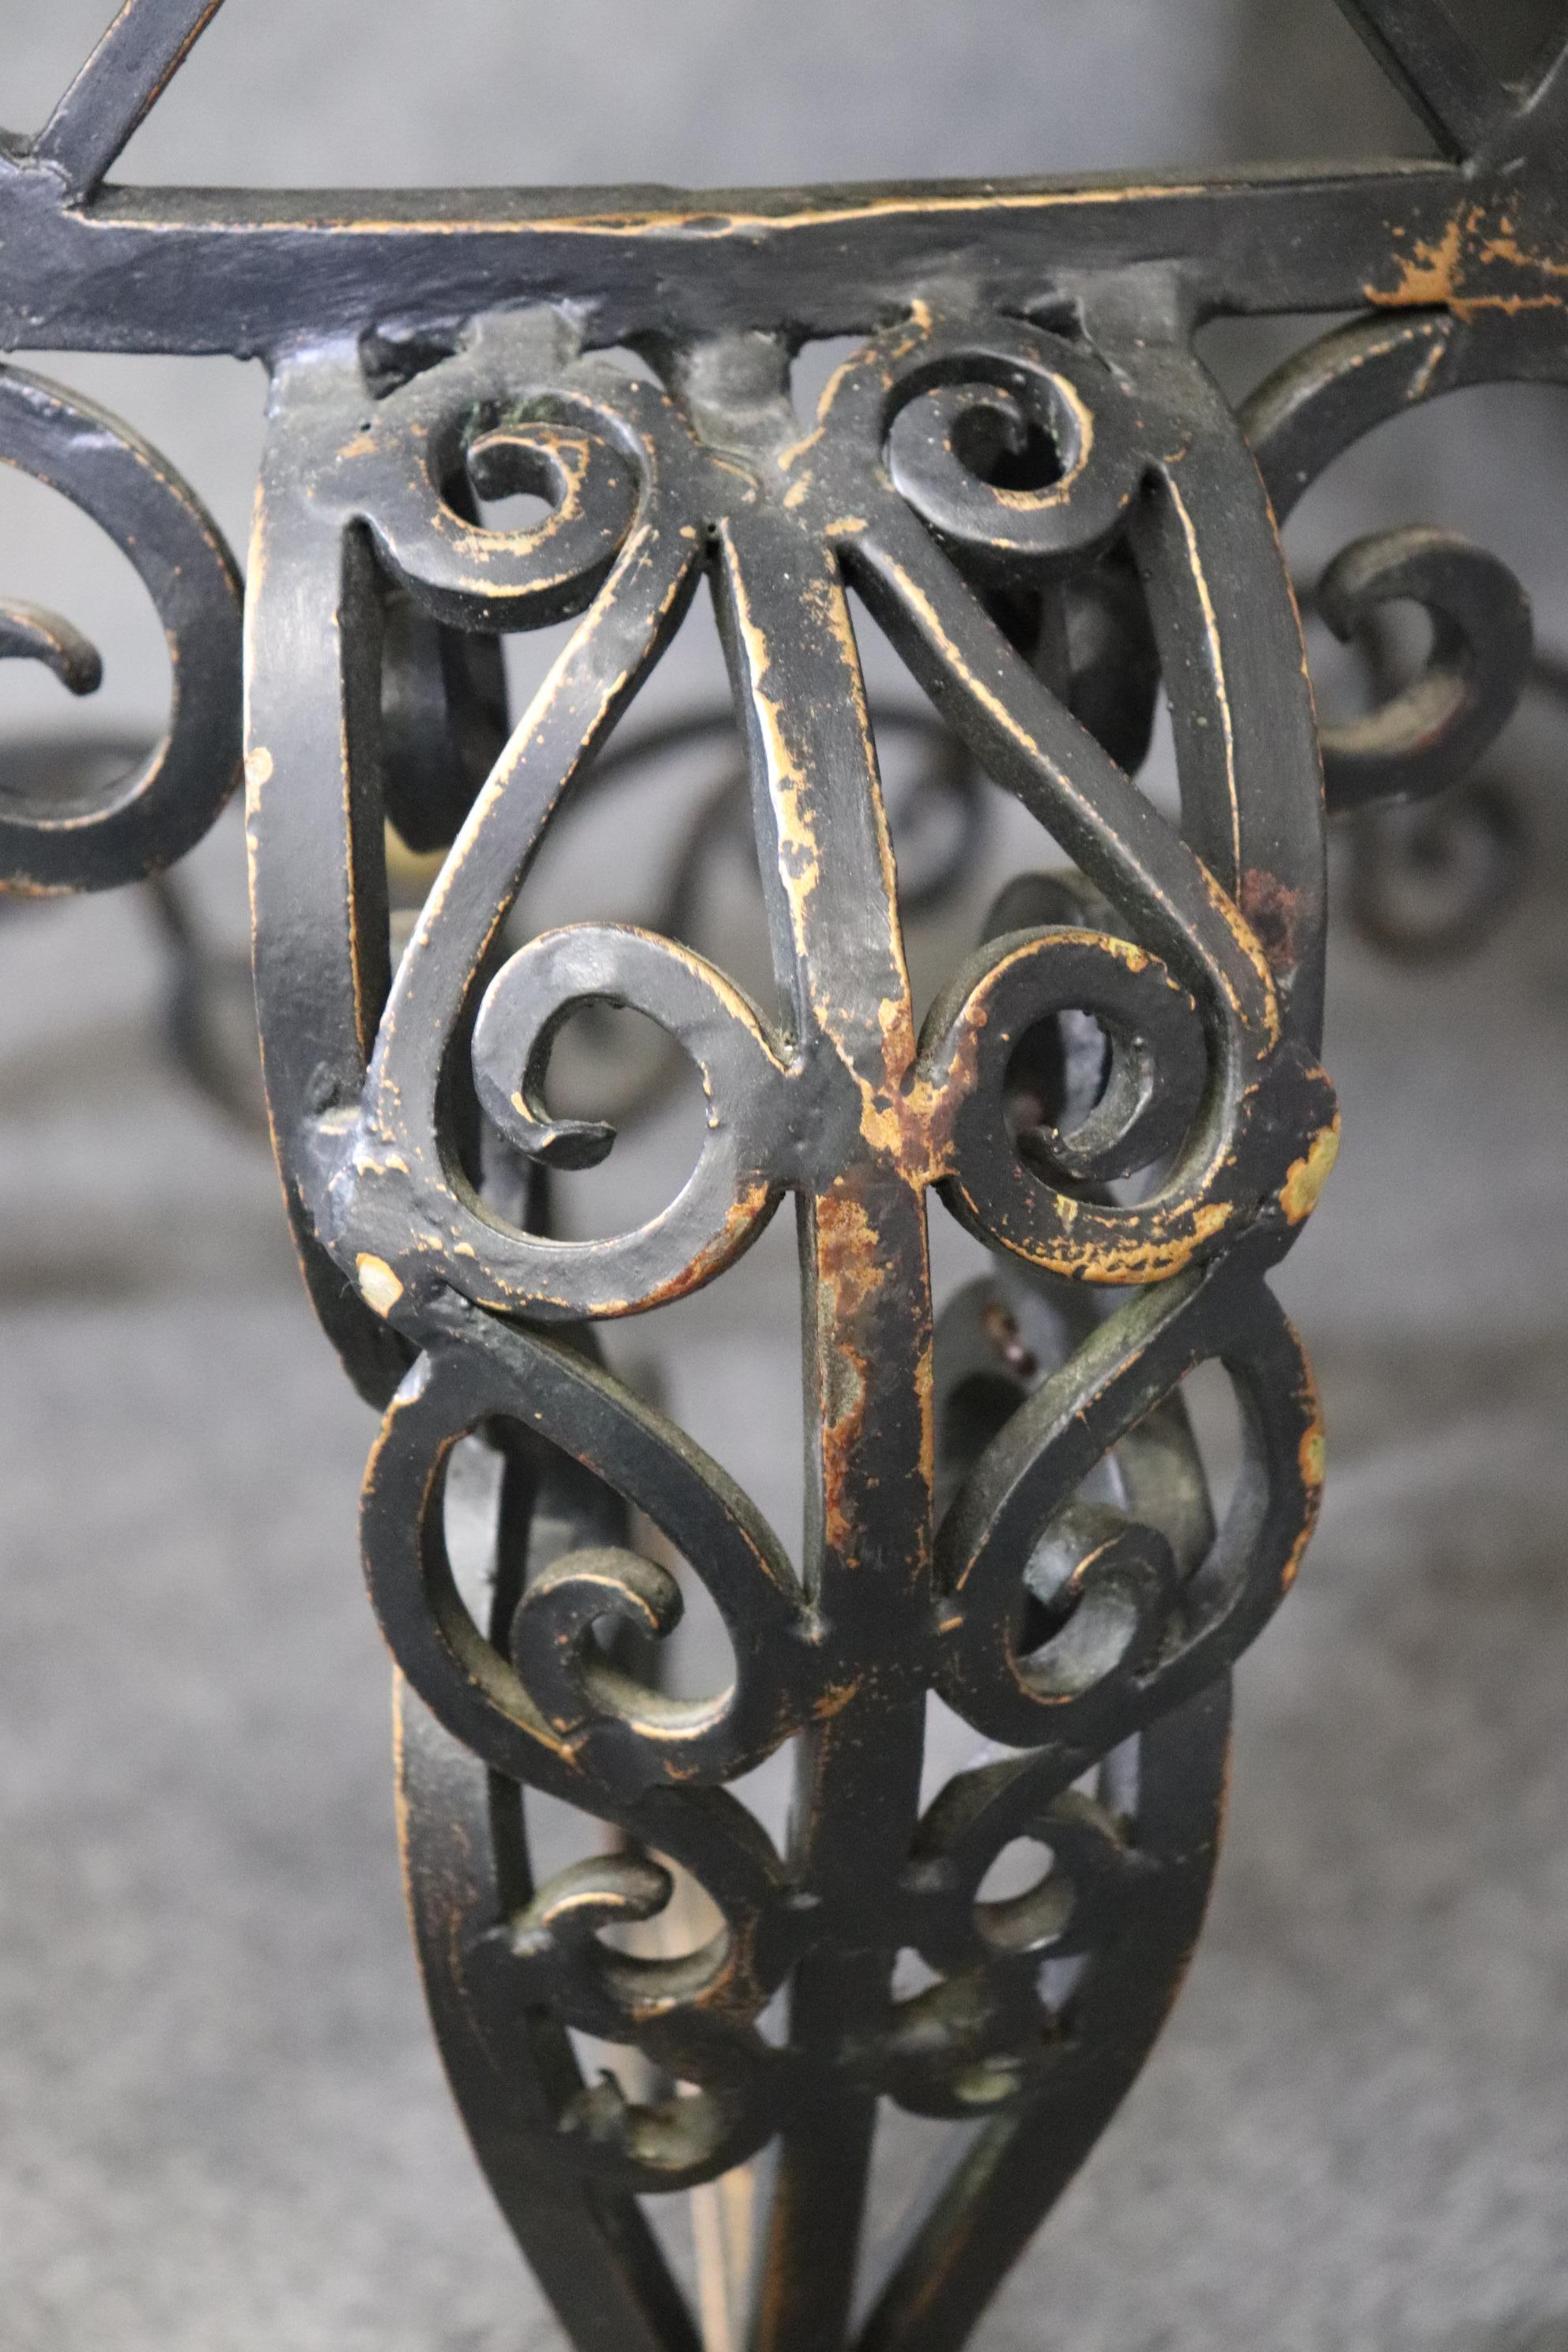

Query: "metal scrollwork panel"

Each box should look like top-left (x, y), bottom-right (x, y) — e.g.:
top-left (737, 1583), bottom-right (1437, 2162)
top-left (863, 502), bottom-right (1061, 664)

top-left (241, 293), bottom-right (1336, 2352)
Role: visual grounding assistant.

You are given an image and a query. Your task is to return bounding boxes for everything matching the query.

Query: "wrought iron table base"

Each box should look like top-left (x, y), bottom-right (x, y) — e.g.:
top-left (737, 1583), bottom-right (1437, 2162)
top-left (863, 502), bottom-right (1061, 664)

top-left (0, 4), bottom-right (1562, 2345)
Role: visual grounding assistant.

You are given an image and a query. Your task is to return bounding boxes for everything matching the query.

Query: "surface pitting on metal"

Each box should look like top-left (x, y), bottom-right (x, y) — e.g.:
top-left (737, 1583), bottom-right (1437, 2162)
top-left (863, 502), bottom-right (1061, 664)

top-left (0, 5), bottom-right (1562, 2347)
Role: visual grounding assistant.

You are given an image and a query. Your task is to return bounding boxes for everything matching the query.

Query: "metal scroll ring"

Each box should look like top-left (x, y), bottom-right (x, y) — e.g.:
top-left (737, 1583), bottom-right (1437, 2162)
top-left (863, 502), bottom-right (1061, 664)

top-left (458, 921), bottom-right (793, 1315)
top-left (922, 923), bottom-right (1208, 1253)
top-left (361, 1312), bottom-right (813, 1805)
top-left (357, 401), bottom-right (642, 634)
top-left (883, 330), bottom-right (1145, 570)
top-left (0, 364), bottom-right (242, 894)
top-left (932, 1272), bottom-right (1321, 1755)
top-left (1314, 526), bottom-right (1534, 814)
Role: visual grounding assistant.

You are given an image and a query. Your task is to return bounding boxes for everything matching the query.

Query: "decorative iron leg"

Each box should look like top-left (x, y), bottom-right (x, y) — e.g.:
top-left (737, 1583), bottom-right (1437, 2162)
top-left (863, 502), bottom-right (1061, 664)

top-left (0, 3), bottom-right (1562, 2346)
top-left (236, 300), bottom-right (1345, 2352)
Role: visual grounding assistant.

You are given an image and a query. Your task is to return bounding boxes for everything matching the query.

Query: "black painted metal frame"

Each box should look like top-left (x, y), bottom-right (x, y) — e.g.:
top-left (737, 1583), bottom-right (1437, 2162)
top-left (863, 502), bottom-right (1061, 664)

top-left (2, 6), bottom-right (1562, 2346)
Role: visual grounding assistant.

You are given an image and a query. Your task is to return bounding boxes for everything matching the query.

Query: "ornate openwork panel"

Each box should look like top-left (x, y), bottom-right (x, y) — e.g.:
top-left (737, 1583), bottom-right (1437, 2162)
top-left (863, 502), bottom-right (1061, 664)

top-left (2, 4), bottom-right (1563, 2346)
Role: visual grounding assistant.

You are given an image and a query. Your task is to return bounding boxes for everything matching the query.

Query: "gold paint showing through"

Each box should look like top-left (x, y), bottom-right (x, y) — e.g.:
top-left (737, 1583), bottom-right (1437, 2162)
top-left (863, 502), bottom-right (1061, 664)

top-left (1298, 1424), bottom-right (1326, 1492)
top-left (1283, 1379), bottom-right (1327, 1589)
top-left (1279, 1118), bottom-right (1340, 1225)
top-left (726, 557), bottom-right (822, 923)
top-left (1366, 205), bottom-right (1568, 320)
top-left (356, 1252), bottom-right (405, 1317)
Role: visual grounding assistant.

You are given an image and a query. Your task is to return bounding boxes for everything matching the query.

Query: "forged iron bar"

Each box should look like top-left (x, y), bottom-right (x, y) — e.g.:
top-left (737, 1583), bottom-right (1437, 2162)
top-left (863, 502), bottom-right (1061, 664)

top-left (28, 0), bottom-right (226, 202)
top-left (1333, 0), bottom-right (1516, 154)
top-left (0, 2), bottom-right (1563, 2346)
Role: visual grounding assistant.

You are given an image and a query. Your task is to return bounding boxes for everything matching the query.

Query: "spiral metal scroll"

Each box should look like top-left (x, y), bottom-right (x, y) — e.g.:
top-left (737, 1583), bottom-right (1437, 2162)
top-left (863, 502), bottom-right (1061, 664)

top-left (236, 294), bottom-right (1342, 2352)
top-left (1242, 307), bottom-right (1568, 966)
top-left (0, 367), bottom-right (242, 895)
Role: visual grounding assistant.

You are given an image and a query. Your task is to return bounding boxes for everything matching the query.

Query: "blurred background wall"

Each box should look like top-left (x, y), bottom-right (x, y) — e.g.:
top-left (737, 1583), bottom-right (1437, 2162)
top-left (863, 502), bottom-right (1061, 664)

top-left (0, 6), bottom-right (1565, 2350)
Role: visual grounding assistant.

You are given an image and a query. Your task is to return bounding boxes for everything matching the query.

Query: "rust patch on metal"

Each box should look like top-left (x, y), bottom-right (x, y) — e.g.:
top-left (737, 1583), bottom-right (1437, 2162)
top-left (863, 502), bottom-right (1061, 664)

top-left (1240, 867), bottom-right (1304, 978)
top-left (814, 1189), bottom-right (883, 1561)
